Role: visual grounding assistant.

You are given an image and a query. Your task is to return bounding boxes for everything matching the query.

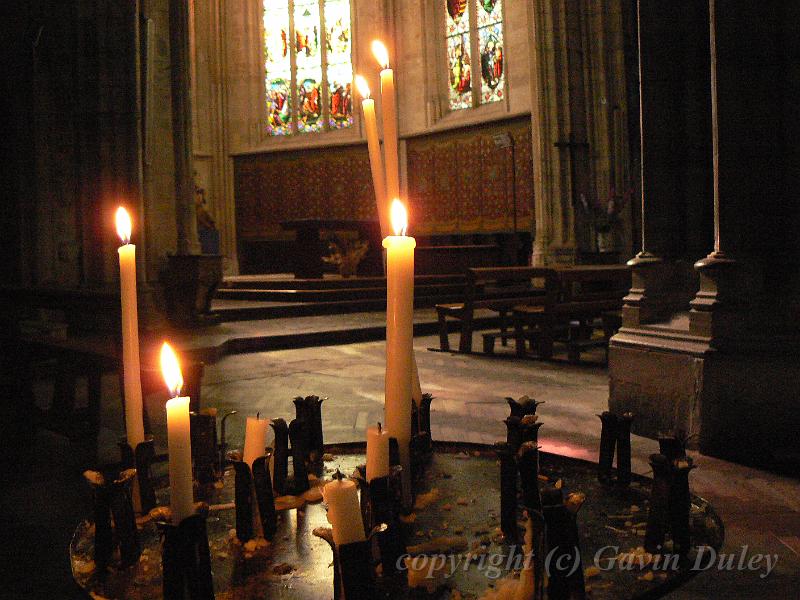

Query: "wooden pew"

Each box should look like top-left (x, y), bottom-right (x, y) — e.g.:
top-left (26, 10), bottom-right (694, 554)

top-left (512, 265), bottom-right (630, 361)
top-left (0, 286), bottom-right (203, 441)
top-left (435, 266), bottom-right (554, 353)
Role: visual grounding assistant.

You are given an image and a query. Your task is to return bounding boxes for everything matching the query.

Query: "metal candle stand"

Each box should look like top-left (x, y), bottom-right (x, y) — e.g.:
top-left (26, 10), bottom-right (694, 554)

top-left (507, 396), bottom-right (545, 418)
top-left (541, 486), bottom-right (586, 600)
top-left (218, 410), bottom-right (238, 473)
top-left (596, 411), bottom-right (634, 486)
top-left (84, 467), bottom-right (141, 573)
top-left (294, 395), bottom-right (325, 464)
top-left (118, 436), bottom-right (157, 513)
top-left (313, 527), bottom-right (380, 600)
top-left (190, 411), bottom-right (218, 485)
top-left (271, 418), bottom-right (290, 495)
top-left (494, 442), bottom-right (520, 545)
top-left (644, 452), bottom-right (696, 559)
top-left (410, 393), bottom-right (435, 458)
top-left (518, 441), bottom-right (543, 514)
top-left (288, 418), bottom-right (310, 494)
top-left (152, 504), bottom-right (215, 600)
top-left (505, 416), bottom-right (524, 454)
top-left (356, 465), bottom-right (406, 574)
top-left (232, 454), bottom-right (278, 542)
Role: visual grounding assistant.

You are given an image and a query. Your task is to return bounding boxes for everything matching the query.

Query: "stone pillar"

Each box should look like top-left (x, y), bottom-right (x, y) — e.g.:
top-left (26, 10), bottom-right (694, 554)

top-left (689, 0), bottom-right (783, 346)
top-left (169, 0), bottom-right (200, 255)
top-left (622, 0), bottom-right (701, 326)
top-left (529, 0), bottom-right (578, 266)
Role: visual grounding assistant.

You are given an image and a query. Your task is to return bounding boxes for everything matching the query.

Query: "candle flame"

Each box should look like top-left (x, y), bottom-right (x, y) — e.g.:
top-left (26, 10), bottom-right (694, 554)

top-left (390, 199), bottom-right (408, 236)
top-left (355, 75), bottom-right (370, 99)
top-left (115, 207), bottom-right (132, 245)
top-left (160, 342), bottom-right (184, 398)
top-left (371, 40), bottom-right (389, 69)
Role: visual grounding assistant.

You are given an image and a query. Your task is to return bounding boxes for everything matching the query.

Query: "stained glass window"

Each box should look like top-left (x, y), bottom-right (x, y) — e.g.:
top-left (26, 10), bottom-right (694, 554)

top-left (263, 0), bottom-right (354, 135)
top-left (445, 0), bottom-right (505, 111)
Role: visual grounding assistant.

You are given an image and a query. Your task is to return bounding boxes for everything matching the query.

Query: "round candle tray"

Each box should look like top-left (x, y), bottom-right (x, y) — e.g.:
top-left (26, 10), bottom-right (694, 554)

top-left (71, 442), bottom-right (723, 599)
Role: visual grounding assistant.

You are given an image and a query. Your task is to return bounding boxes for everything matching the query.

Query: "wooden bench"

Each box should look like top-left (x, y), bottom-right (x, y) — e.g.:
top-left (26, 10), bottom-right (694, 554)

top-left (512, 265), bottom-right (630, 362)
top-left (435, 267), bottom-right (553, 353)
top-left (0, 286), bottom-right (203, 441)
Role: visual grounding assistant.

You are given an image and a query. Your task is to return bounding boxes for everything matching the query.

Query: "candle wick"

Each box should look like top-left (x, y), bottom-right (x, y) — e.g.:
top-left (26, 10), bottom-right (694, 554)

top-left (378, 422), bottom-right (382, 433)
top-left (334, 469), bottom-right (343, 481)
top-left (257, 411), bottom-right (260, 420)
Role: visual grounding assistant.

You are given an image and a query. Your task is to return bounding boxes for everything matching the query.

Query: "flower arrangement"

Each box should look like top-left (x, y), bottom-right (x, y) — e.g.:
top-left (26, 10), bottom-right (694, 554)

top-left (578, 185), bottom-right (633, 252)
top-left (322, 235), bottom-right (369, 278)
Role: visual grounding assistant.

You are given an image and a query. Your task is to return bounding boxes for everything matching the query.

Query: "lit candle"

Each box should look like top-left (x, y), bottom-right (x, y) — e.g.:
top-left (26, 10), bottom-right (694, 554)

top-left (372, 41), bottom-right (400, 204)
top-left (355, 75), bottom-right (389, 237)
top-left (322, 473), bottom-right (366, 547)
top-left (161, 342), bottom-right (195, 523)
top-left (366, 422), bottom-right (390, 482)
top-left (116, 207), bottom-right (144, 448)
top-left (383, 200), bottom-right (415, 504)
top-left (243, 414), bottom-right (269, 468)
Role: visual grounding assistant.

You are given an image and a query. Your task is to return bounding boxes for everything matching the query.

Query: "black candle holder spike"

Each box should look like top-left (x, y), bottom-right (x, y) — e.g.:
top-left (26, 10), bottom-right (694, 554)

top-left (518, 441), bottom-right (543, 514)
top-left (520, 417), bottom-right (543, 447)
top-left (410, 431), bottom-right (432, 478)
top-left (616, 412), bottom-right (634, 487)
top-left (669, 457), bottom-right (696, 559)
top-left (418, 393), bottom-right (434, 450)
top-left (388, 436), bottom-right (400, 468)
top-left (84, 467), bottom-right (141, 573)
top-left (658, 429), bottom-right (689, 462)
top-left (527, 509), bottom-right (548, 600)
top-left (293, 395), bottom-right (325, 464)
top-left (597, 411), bottom-right (618, 483)
top-left (218, 410), bottom-right (238, 473)
top-left (232, 454), bottom-right (278, 542)
top-left (306, 396), bottom-right (325, 463)
top-left (359, 470), bottom-right (405, 574)
top-left (288, 418), bottom-right (310, 494)
top-left (507, 396), bottom-right (545, 419)
top-left (313, 528), bottom-right (379, 600)
top-left (118, 436), bottom-right (157, 513)
top-left (644, 453), bottom-right (672, 554)
top-left (190, 411), bottom-right (218, 485)
top-left (505, 416), bottom-right (523, 454)
top-left (494, 442), bottom-right (520, 545)
top-left (153, 504), bottom-right (215, 600)
top-left (541, 486), bottom-right (586, 600)
top-left (270, 418), bottom-right (289, 496)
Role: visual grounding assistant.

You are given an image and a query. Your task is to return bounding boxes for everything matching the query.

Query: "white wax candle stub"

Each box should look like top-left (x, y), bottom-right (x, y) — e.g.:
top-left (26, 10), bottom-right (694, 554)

top-left (166, 396), bottom-right (194, 523)
top-left (366, 423), bottom-right (391, 481)
top-left (243, 415), bottom-right (269, 467)
top-left (322, 476), bottom-right (366, 547)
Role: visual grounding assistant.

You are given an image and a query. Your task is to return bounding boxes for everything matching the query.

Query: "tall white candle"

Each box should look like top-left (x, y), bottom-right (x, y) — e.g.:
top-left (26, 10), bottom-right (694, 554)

top-left (355, 75), bottom-right (389, 237)
top-left (243, 414), bottom-right (269, 468)
top-left (366, 422), bottom-right (391, 482)
top-left (383, 200), bottom-right (415, 504)
top-left (322, 475), bottom-right (366, 547)
top-left (372, 41), bottom-right (400, 203)
top-left (116, 207), bottom-right (144, 448)
top-left (161, 343), bottom-right (195, 523)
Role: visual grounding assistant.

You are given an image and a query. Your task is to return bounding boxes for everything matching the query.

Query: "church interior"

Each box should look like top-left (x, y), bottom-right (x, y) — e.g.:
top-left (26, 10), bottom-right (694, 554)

top-left (1, 1), bottom-right (799, 599)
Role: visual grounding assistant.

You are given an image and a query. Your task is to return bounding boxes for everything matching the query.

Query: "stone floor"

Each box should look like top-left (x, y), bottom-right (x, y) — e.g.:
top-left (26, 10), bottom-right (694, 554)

top-left (2, 326), bottom-right (798, 599)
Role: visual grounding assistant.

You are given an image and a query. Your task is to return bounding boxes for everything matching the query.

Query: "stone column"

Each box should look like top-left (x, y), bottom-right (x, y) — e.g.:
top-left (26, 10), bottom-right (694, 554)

top-left (622, 0), bottom-right (700, 325)
top-left (529, 0), bottom-right (578, 266)
top-left (169, 0), bottom-right (200, 255)
top-left (690, 0), bottom-right (789, 348)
